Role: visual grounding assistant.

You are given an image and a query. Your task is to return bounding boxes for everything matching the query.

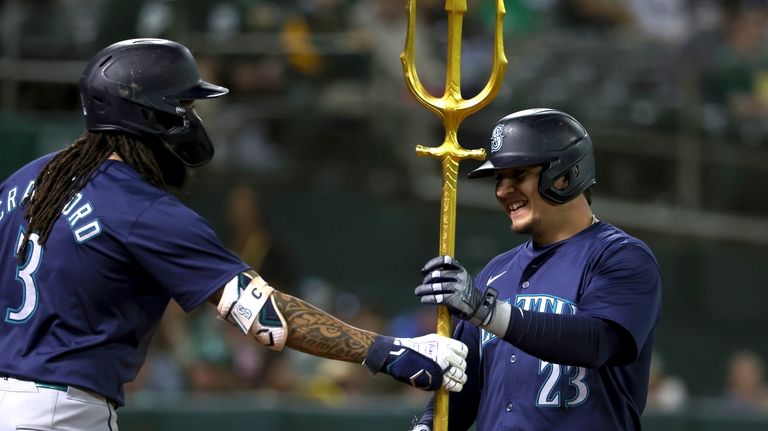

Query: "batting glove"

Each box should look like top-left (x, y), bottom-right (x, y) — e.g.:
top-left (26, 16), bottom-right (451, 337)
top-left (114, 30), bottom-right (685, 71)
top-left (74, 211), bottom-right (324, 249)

top-left (415, 255), bottom-right (499, 327)
top-left (363, 334), bottom-right (468, 392)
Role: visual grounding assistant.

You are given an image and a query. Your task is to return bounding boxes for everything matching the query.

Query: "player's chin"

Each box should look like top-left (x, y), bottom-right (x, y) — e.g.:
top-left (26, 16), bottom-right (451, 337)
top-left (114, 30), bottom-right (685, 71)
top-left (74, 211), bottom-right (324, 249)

top-left (510, 219), bottom-right (533, 235)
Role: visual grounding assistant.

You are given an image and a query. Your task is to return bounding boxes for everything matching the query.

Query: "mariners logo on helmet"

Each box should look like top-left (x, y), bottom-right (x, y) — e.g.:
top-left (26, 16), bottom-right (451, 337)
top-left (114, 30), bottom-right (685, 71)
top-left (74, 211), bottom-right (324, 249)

top-left (490, 123), bottom-right (504, 153)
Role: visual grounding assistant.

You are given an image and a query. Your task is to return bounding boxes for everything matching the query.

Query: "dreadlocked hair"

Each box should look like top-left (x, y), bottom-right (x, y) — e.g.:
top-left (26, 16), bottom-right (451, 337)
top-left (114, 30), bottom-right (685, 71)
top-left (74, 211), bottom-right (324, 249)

top-left (18, 131), bottom-right (167, 261)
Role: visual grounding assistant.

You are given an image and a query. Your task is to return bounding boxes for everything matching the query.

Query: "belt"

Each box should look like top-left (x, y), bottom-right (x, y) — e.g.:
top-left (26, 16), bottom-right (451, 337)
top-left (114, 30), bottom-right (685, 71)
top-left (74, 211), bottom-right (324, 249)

top-left (34, 381), bottom-right (69, 392)
top-left (2, 375), bottom-right (67, 391)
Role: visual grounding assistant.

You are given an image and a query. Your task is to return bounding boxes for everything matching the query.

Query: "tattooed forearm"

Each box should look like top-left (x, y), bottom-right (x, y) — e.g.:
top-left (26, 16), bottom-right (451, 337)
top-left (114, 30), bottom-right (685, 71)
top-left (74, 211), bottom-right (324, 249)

top-left (207, 270), bottom-right (376, 362)
top-left (272, 290), bottom-right (376, 362)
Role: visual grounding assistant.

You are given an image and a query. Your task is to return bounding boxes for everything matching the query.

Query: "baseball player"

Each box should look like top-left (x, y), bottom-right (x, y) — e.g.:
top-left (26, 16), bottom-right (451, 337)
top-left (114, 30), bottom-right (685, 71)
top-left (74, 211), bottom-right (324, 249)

top-left (0, 39), bottom-right (468, 431)
top-left (411, 109), bottom-right (662, 430)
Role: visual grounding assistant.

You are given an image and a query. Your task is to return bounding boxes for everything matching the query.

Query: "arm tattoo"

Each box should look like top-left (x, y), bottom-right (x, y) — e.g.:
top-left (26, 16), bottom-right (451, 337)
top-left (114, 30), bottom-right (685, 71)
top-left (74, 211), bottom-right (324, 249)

top-left (207, 269), bottom-right (376, 362)
top-left (272, 290), bottom-right (377, 363)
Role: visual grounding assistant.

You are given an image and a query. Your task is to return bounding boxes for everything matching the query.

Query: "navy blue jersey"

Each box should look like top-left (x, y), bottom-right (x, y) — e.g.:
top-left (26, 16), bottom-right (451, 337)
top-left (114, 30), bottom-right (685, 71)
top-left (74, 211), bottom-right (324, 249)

top-left (448, 222), bottom-right (661, 430)
top-left (0, 155), bottom-right (249, 406)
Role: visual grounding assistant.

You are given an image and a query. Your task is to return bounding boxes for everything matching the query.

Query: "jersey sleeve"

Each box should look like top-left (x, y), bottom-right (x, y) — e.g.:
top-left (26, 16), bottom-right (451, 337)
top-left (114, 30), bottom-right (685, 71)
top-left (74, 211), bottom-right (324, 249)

top-left (577, 242), bottom-right (662, 360)
top-left (125, 196), bottom-right (250, 312)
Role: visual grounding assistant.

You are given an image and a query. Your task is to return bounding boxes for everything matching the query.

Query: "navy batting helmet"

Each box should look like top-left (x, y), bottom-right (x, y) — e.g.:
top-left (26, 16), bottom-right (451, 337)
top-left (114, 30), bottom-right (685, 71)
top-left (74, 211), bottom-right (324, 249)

top-left (79, 38), bottom-right (228, 167)
top-left (468, 108), bottom-right (596, 204)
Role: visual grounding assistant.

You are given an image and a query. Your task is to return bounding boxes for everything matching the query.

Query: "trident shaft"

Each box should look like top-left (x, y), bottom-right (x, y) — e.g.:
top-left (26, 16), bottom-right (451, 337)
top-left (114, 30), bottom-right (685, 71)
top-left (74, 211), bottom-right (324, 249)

top-left (401, 1), bottom-right (506, 429)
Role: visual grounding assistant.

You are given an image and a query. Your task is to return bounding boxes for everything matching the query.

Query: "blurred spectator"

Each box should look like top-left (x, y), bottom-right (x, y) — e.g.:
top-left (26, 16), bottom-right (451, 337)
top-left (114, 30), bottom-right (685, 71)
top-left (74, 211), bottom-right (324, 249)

top-left (181, 306), bottom-right (299, 393)
top-left (476, 0), bottom-right (553, 38)
top-left (7, 0), bottom-right (98, 58)
top-left (692, 2), bottom-right (768, 212)
top-left (182, 309), bottom-right (245, 392)
top-left (280, 0), bottom-right (355, 79)
top-left (556, 0), bottom-right (633, 34)
top-left (304, 360), bottom-right (368, 405)
top-left (96, 0), bottom-right (149, 47)
top-left (226, 184), bottom-right (296, 292)
top-left (620, 0), bottom-right (720, 43)
top-left (347, 0), bottom-right (444, 191)
top-left (646, 352), bottom-right (689, 412)
top-left (723, 349), bottom-right (768, 411)
top-left (388, 307), bottom-right (437, 339)
top-left (302, 299), bottom-right (389, 404)
top-left (1, 0), bottom-right (103, 111)
top-left (206, 67), bottom-right (288, 174)
top-left (195, 15), bottom-right (290, 175)
top-left (700, 2), bottom-right (768, 146)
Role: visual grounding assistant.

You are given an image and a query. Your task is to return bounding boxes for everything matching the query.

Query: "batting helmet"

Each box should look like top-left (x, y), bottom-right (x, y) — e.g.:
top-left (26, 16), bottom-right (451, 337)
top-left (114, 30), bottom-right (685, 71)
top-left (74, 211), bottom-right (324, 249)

top-left (468, 108), bottom-right (596, 204)
top-left (79, 38), bottom-right (228, 167)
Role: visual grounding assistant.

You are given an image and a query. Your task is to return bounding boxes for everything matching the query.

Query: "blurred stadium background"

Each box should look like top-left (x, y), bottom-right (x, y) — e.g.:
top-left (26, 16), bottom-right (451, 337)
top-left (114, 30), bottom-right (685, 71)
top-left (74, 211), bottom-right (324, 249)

top-left (2, 0), bottom-right (768, 429)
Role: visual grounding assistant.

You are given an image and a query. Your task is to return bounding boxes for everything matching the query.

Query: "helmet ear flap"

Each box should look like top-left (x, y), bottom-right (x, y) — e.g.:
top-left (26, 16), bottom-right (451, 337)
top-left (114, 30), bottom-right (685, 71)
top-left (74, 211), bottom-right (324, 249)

top-left (540, 155), bottom-right (595, 204)
top-left (90, 96), bottom-right (109, 114)
top-left (559, 165), bottom-right (581, 191)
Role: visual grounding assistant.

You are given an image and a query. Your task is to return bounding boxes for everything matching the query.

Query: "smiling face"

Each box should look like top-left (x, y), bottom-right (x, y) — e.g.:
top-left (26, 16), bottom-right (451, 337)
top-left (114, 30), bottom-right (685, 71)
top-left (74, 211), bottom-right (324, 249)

top-left (495, 165), bottom-right (547, 235)
top-left (494, 165), bottom-right (592, 245)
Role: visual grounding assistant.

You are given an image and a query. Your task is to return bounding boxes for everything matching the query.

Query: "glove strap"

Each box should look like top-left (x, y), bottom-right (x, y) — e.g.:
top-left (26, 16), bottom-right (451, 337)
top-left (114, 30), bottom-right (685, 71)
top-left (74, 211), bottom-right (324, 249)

top-left (362, 335), bottom-right (395, 375)
top-left (475, 287), bottom-right (499, 326)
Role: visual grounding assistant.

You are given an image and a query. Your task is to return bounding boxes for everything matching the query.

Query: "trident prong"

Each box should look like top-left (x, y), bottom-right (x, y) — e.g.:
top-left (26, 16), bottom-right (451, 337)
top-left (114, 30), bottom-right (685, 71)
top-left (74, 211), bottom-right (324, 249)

top-left (400, 1), bottom-right (507, 430)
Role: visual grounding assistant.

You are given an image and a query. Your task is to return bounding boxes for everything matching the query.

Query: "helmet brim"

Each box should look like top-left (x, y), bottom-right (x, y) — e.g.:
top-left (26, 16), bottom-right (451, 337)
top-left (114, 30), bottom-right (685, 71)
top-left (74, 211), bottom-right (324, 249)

top-left (467, 154), bottom-right (554, 179)
top-left (174, 80), bottom-right (229, 100)
top-left (467, 160), bottom-right (496, 179)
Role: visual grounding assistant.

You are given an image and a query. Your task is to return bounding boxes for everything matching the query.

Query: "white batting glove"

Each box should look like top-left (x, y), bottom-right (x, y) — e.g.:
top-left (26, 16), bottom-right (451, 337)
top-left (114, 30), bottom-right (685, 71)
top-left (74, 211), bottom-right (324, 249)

top-left (396, 334), bottom-right (468, 392)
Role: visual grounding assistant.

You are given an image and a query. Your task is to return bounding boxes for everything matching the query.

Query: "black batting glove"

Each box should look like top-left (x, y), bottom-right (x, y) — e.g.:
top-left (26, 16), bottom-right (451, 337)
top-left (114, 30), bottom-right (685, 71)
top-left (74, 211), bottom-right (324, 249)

top-left (415, 255), bottom-right (498, 327)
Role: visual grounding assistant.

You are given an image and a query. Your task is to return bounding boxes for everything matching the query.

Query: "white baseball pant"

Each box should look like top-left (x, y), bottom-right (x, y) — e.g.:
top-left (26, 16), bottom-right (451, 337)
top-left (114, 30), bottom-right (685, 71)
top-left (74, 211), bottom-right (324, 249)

top-left (0, 377), bottom-right (117, 431)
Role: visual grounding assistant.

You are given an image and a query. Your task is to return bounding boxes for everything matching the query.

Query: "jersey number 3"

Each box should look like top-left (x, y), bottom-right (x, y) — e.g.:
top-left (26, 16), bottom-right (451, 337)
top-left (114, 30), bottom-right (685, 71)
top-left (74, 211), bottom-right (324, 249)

top-left (6, 229), bottom-right (43, 323)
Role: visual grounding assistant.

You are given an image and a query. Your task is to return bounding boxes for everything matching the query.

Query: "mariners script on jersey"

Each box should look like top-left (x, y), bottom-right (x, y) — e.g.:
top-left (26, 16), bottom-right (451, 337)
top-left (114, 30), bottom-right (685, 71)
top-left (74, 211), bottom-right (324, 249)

top-left (0, 155), bottom-right (248, 406)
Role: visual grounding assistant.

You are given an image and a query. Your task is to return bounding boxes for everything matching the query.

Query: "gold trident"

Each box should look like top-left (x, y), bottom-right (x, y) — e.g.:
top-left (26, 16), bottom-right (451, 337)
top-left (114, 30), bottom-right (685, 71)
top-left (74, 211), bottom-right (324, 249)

top-left (401, 0), bottom-right (506, 429)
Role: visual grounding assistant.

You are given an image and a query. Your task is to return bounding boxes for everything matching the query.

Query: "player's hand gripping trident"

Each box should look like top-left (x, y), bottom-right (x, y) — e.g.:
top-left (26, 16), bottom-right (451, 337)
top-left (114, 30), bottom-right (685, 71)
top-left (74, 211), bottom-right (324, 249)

top-left (416, 256), bottom-right (498, 328)
top-left (401, 0), bottom-right (507, 429)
